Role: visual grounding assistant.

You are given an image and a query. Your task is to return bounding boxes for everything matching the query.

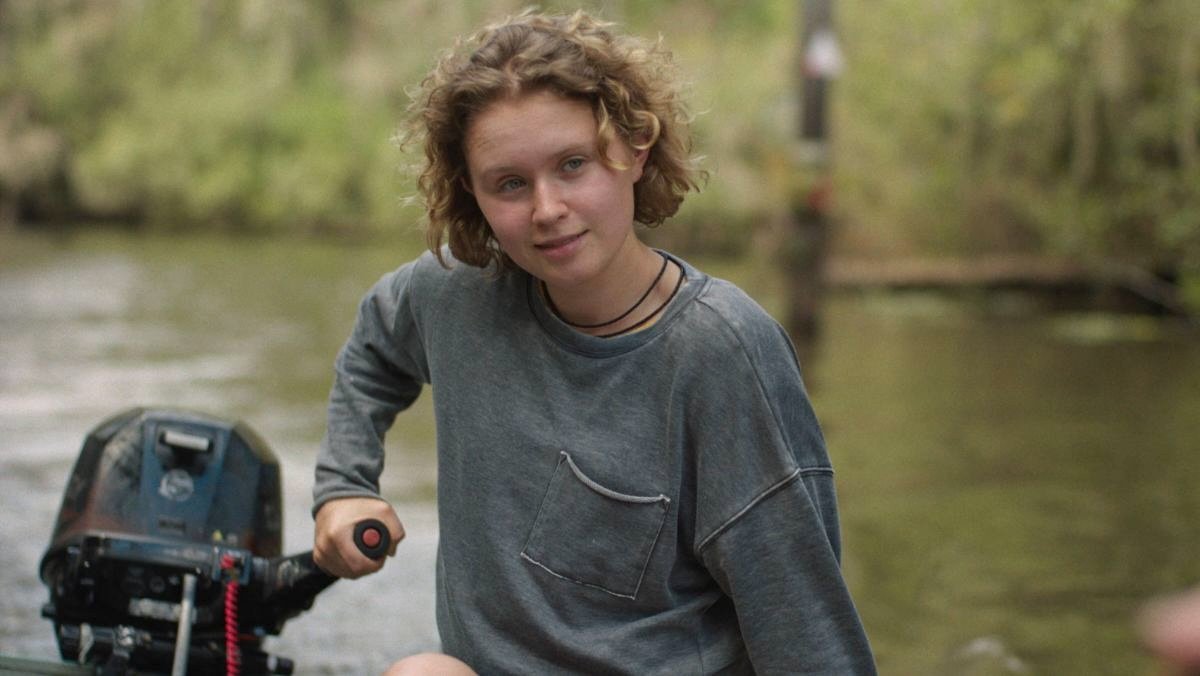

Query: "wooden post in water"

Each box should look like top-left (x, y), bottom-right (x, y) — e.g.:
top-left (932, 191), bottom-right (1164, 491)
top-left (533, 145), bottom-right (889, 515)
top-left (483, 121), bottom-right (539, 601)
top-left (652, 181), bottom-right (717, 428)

top-left (784, 0), bottom-right (841, 341)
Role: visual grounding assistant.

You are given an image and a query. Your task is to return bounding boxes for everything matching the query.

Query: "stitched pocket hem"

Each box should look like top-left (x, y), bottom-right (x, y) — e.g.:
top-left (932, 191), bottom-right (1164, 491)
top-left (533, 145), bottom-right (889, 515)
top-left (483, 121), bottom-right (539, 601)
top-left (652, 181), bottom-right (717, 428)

top-left (521, 451), bottom-right (670, 599)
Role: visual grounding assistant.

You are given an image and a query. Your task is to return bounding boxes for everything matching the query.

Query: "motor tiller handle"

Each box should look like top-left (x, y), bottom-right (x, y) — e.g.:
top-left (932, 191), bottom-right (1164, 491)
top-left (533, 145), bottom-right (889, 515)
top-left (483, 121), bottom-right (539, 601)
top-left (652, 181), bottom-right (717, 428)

top-left (353, 519), bottom-right (390, 560)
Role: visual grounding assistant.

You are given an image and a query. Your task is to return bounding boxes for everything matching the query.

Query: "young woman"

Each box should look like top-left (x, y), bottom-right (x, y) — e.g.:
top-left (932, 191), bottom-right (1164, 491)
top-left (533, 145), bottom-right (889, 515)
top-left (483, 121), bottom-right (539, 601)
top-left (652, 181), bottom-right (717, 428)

top-left (313, 11), bottom-right (875, 674)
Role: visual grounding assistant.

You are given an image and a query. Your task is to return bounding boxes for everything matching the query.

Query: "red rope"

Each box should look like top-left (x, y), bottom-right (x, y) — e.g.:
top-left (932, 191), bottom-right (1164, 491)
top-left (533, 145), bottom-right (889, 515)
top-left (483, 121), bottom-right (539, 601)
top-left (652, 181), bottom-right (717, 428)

top-left (220, 553), bottom-right (241, 676)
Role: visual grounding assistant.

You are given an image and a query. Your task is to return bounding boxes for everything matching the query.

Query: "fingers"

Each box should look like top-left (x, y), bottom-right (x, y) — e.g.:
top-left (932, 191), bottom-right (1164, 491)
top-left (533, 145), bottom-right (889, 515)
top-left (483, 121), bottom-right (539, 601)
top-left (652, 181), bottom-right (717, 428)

top-left (313, 496), bottom-right (405, 579)
top-left (1140, 588), bottom-right (1200, 671)
top-left (376, 508), bottom-right (406, 557)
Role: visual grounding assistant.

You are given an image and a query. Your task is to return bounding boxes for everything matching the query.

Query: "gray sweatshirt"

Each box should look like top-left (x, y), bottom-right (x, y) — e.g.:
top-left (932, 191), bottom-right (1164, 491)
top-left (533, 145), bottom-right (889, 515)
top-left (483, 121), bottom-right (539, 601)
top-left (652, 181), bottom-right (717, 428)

top-left (314, 250), bottom-right (876, 675)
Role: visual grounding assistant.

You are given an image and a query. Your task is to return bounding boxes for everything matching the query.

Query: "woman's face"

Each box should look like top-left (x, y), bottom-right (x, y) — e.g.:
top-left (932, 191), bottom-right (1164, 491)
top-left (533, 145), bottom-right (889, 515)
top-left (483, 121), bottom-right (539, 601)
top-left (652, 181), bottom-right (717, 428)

top-left (463, 90), bottom-right (648, 294)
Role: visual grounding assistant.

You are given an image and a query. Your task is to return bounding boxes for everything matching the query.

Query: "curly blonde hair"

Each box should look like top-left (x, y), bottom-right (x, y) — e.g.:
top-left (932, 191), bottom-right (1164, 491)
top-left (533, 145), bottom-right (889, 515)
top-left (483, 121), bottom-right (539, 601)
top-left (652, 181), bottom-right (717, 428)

top-left (406, 10), bottom-right (704, 269)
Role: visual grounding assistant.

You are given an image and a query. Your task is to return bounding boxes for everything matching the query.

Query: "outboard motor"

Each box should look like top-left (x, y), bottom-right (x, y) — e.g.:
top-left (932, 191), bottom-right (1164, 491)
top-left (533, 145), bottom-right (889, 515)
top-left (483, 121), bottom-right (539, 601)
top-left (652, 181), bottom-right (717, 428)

top-left (37, 408), bottom-right (380, 675)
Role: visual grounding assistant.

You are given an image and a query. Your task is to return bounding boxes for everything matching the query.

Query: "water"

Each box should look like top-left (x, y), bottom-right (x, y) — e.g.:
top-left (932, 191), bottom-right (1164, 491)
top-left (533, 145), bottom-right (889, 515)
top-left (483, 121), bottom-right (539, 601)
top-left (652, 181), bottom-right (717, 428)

top-left (815, 297), bottom-right (1200, 674)
top-left (2, 229), bottom-right (1198, 674)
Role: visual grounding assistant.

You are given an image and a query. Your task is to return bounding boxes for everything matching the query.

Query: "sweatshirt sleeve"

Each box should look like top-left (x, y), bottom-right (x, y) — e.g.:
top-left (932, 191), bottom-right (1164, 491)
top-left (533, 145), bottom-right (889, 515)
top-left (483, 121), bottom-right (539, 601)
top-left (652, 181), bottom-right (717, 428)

top-left (690, 287), bottom-right (875, 673)
top-left (312, 259), bottom-right (431, 516)
top-left (699, 472), bottom-right (876, 674)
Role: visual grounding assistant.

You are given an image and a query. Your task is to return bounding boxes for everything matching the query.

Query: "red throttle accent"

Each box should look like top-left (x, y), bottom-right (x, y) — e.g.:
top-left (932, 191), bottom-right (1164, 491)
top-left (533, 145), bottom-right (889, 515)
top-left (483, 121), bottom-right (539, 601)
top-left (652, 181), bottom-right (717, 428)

top-left (361, 529), bottom-right (381, 548)
top-left (220, 553), bottom-right (241, 676)
top-left (353, 519), bottom-right (391, 560)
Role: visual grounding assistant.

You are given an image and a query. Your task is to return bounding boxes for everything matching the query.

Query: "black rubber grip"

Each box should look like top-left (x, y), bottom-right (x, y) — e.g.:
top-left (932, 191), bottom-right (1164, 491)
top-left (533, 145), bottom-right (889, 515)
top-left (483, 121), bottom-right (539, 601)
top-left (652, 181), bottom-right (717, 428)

top-left (353, 518), bottom-right (391, 560)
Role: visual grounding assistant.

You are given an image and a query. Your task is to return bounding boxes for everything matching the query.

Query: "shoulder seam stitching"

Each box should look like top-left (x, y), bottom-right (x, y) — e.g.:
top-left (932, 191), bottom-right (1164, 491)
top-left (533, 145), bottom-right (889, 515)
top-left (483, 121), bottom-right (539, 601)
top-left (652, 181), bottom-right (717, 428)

top-left (696, 467), bottom-right (801, 552)
top-left (693, 293), bottom-right (793, 445)
top-left (694, 466), bottom-right (835, 553)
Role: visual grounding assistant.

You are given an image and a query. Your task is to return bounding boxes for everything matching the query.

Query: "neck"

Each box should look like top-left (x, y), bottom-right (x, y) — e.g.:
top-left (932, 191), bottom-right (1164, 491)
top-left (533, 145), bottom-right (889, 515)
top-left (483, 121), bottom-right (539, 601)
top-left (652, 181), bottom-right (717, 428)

top-left (543, 242), bottom-right (679, 337)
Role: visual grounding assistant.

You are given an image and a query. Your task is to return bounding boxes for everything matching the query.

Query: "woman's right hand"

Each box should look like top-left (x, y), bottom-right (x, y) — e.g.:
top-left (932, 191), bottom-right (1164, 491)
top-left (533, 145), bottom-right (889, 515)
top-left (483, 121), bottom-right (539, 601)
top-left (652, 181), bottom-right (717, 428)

top-left (313, 496), bottom-right (405, 579)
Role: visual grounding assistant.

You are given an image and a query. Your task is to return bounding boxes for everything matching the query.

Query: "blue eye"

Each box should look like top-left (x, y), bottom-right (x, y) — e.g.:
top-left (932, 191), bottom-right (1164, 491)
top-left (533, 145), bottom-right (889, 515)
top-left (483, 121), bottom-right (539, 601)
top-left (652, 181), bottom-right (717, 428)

top-left (562, 157), bottom-right (585, 172)
top-left (498, 177), bottom-right (525, 193)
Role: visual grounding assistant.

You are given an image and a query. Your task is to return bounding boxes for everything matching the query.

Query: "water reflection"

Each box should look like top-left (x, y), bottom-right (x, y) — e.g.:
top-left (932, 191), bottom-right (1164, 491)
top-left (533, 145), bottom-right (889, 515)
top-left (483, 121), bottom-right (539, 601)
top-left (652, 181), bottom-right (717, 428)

top-left (1, 230), bottom-right (1197, 674)
top-left (817, 299), bottom-right (1200, 674)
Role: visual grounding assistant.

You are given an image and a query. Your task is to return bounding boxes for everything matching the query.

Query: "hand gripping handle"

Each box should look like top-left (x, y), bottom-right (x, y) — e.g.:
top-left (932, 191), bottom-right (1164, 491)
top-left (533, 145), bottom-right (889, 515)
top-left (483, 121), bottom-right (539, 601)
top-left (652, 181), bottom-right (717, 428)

top-left (353, 518), bottom-right (391, 560)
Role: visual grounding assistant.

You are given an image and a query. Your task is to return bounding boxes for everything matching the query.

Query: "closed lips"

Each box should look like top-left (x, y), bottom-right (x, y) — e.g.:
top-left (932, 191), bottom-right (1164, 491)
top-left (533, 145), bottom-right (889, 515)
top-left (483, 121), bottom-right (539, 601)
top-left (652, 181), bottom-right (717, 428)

top-left (536, 232), bottom-right (585, 249)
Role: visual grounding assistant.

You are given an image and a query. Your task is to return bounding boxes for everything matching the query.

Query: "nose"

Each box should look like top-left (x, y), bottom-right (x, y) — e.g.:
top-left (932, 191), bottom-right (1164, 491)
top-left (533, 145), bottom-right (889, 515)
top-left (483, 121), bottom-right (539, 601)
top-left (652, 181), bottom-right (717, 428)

top-left (531, 180), bottom-right (567, 226)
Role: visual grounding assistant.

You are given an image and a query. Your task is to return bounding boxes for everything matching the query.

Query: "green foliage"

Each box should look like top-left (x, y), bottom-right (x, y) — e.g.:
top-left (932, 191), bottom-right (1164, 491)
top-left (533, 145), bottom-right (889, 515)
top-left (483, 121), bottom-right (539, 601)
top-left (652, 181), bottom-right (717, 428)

top-left (1, 0), bottom-right (436, 231)
top-left (1, 0), bottom-right (1198, 291)
top-left (836, 0), bottom-right (1200, 278)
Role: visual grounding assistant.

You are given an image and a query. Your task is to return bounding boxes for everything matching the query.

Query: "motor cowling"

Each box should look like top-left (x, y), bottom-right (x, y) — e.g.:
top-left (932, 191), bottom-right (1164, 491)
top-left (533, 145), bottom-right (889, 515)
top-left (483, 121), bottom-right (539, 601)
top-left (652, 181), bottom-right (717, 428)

top-left (39, 408), bottom-right (331, 675)
top-left (43, 407), bottom-right (282, 560)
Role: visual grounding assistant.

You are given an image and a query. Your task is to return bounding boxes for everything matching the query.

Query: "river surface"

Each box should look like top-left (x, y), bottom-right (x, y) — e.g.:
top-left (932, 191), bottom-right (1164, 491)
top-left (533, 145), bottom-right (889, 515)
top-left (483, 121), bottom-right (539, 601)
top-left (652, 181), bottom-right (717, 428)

top-left (1, 229), bottom-right (1197, 675)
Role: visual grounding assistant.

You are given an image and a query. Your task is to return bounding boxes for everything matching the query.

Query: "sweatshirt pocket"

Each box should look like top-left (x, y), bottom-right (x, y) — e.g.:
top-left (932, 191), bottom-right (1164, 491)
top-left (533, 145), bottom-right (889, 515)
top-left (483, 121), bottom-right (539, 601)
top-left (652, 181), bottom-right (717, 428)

top-left (521, 451), bottom-right (670, 600)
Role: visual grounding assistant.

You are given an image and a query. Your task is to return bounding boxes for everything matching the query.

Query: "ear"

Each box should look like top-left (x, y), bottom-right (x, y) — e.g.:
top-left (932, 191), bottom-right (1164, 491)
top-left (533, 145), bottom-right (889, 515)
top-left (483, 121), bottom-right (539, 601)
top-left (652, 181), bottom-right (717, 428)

top-left (460, 174), bottom-right (475, 196)
top-left (630, 145), bottom-right (650, 183)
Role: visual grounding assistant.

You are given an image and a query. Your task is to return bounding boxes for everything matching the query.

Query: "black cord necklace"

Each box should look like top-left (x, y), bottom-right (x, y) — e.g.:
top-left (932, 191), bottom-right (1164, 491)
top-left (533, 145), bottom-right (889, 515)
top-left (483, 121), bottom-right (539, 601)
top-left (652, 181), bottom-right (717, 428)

top-left (544, 252), bottom-right (669, 329)
top-left (595, 263), bottom-right (686, 338)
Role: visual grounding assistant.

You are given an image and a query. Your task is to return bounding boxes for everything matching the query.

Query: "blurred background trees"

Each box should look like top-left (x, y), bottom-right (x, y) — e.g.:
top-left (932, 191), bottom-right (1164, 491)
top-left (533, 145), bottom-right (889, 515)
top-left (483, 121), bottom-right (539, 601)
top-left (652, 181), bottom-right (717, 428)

top-left (1, 0), bottom-right (1197, 307)
top-left (835, 0), bottom-right (1200, 303)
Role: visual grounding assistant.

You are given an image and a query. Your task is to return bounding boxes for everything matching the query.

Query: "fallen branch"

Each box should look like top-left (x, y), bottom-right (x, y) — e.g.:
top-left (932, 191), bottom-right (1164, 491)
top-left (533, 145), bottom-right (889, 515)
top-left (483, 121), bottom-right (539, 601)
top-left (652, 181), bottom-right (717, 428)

top-left (825, 256), bottom-right (1189, 316)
